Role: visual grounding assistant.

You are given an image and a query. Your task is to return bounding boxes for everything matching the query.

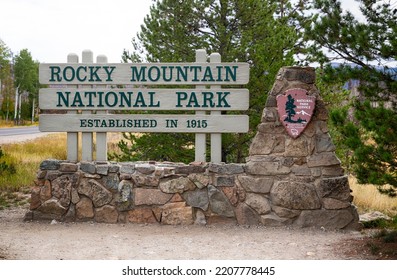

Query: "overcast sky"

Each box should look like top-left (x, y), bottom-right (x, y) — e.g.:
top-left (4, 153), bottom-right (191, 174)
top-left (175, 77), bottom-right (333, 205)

top-left (0, 0), bottom-right (361, 63)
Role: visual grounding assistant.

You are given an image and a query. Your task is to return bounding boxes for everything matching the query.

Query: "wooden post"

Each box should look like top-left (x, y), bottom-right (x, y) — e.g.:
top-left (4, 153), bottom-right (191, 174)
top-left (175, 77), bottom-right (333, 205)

top-left (194, 49), bottom-right (207, 162)
top-left (66, 53), bottom-right (79, 161)
top-left (81, 50), bottom-right (94, 161)
top-left (210, 53), bottom-right (222, 163)
top-left (95, 54), bottom-right (108, 161)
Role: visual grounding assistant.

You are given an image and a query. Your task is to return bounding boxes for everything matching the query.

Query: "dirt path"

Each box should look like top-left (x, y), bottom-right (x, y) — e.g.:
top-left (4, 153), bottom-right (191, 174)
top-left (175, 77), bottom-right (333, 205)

top-left (0, 206), bottom-right (368, 260)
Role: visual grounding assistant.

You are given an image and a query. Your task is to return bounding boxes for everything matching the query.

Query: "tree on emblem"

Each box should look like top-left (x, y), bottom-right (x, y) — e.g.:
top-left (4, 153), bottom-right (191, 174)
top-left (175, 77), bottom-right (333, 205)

top-left (284, 94), bottom-right (306, 123)
top-left (284, 94), bottom-right (297, 123)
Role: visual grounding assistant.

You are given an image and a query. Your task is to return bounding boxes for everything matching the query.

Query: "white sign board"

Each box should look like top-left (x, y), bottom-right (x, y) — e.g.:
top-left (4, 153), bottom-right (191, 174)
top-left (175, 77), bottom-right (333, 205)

top-left (39, 63), bottom-right (250, 85)
top-left (39, 114), bottom-right (249, 133)
top-left (39, 88), bottom-right (249, 111)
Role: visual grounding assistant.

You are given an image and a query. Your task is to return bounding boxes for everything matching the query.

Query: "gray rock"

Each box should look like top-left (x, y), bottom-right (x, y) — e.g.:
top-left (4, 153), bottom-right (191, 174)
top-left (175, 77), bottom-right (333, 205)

top-left (120, 163), bottom-right (135, 174)
top-left (175, 165), bottom-right (206, 174)
top-left (134, 188), bottom-right (173, 206)
top-left (246, 160), bottom-right (290, 176)
top-left (322, 197), bottom-right (351, 209)
top-left (194, 209), bottom-right (207, 225)
top-left (90, 180), bottom-right (113, 207)
top-left (182, 188), bottom-right (209, 211)
top-left (161, 202), bottom-right (194, 225)
top-left (101, 173), bottom-right (120, 192)
top-left (249, 133), bottom-right (285, 155)
top-left (271, 181), bottom-right (321, 210)
top-left (59, 163), bottom-right (78, 173)
top-left (260, 213), bottom-right (290, 226)
top-left (293, 209), bottom-right (354, 229)
top-left (245, 193), bottom-right (271, 215)
top-left (80, 162), bottom-right (96, 174)
top-left (235, 203), bottom-right (260, 225)
top-left (208, 185), bottom-right (235, 217)
top-left (96, 164), bottom-right (109, 176)
top-left (285, 137), bottom-right (309, 157)
top-left (359, 211), bottom-right (392, 223)
top-left (64, 203), bottom-right (76, 222)
top-left (307, 152), bottom-right (341, 167)
top-left (37, 198), bottom-right (67, 217)
top-left (40, 159), bottom-right (61, 170)
top-left (95, 205), bottom-right (118, 223)
top-left (315, 134), bottom-right (336, 153)
top-left (272, 205), bottom-right (301, 218)
top-left (135, 164), bottom-right (155, 175)
top-left (283, 67), bottom-right (316, 84)
top-left (188, 174), bottom-right (210, 189)
top-left (118, 180), bottom-right (134, 203)
top-left (214, 176), bottom-right (235, 187)
top-left (131, 174), bottom-right (159, 187)
top-left (208, 163), bottom-right (245, 174)
top-left (316, 175), bottom-right (351, 201)
top-left (237, 176), bottom-right (273, 194)
top-left (52, 175), bottom-right (72, 208)
top-left (159, 177), bottom-right (196, 194)
top-left (76, 197), bottom-right (94, 220)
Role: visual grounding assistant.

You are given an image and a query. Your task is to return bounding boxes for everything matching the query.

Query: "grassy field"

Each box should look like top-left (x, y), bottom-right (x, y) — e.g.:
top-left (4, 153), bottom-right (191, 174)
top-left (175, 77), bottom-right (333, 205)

top-left (1, 133), bottom-right (396, 216)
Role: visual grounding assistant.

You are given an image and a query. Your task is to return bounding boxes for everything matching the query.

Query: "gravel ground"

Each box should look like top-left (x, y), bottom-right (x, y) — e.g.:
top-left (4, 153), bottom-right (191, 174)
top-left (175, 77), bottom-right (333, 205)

top-left (0, 206), bottom-right (367, 260)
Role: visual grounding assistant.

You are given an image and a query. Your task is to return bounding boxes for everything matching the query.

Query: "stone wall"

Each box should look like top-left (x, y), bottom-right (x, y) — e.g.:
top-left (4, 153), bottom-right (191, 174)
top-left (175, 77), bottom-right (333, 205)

top-left (27, 66), bottom-right (361, 230)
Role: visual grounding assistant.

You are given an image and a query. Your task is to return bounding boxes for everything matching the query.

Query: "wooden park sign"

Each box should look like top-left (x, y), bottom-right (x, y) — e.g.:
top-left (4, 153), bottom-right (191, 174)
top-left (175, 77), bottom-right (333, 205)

top-left (38, 50), bottom-right (249, 162)
top-left (276, 88), bottom-right (315, 138)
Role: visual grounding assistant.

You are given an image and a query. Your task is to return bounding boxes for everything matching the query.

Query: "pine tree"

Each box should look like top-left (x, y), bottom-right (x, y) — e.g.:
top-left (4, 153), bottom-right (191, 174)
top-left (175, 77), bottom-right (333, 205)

top-left (304, 0), bottom-right (397, 196)
top-left (115, 0), bottom-right (305, 163)
top-left (284, 94), bottom-right (296, 122)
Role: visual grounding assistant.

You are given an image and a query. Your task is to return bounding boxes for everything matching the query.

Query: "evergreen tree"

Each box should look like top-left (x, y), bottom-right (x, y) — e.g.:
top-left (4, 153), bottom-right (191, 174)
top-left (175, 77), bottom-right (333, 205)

top-left (284, 94), bottom-right (296, 122)
top-left (115, 0), bottom-right (305, 163)
top-left (304, 0), bottom-right (397, 196)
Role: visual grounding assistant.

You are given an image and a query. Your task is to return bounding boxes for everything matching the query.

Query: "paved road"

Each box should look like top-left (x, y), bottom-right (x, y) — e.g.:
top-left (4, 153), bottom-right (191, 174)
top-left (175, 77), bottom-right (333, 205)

top-left (0, 126), bottom-right (40, 137)
top-left (0, 126), bottom-right (54, 144)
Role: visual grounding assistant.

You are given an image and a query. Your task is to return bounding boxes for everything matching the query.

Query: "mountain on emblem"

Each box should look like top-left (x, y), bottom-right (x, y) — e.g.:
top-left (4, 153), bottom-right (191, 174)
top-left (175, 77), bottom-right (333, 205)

top-left (276, 88), bottom-right (316, 138)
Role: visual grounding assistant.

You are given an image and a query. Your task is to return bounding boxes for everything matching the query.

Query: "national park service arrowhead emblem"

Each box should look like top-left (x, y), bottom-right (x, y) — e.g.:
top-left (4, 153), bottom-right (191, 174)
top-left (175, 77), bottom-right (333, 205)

top-left (276, 88), bottom-right (316, 138)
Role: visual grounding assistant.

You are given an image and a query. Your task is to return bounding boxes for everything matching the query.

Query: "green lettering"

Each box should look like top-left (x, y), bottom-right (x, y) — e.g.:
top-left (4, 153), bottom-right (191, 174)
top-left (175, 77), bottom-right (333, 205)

top-left (148, 92), bottom-right (160, 107)
top-left (190, 66), bottom-right (201, 81)
top-left (187, 92), bottom-right (199, 107)
top-left (176, 92), bottom-right (188, 107)
top-left (84, 91), bottom-right (96, 107)
top-left (97, 92), bottom-right (105, 107)
top-left (63, 66), bottom-right (75, 82)
top-left (88, 66), bottom-right (101, 82)
top-left (134, 92), bottom-right (147, 107)
top-left (71, 91), bottom-right (84, 107)
top-left (148, 66), bottom-right (160, 82)
top-left (202, 66), bottom-right (215, 81)
top-left (225, 66), bottom-right (238, 81)
top-left (50, 66), bottom-right (62, 82)
top-left (202, 92), bottom-right (215, 107)
top-left (217, 92), bottom-right (231, 107)
top-left (76, 66), bottom-right (87, 82)
top-left (103, 66), bottom-right (116, 81)
top-left (162, 66), bottom-right (174, 82)
top-left (105, 91), bottom-right (118, 107)
top-left (130, 66), bottom-right (147, 81)
top-left (176, 66), bottom-right (188, 81)
top-left (56, 91), bottom-right (70, 107)
top-left (119, 92), bottom-right (132, 108)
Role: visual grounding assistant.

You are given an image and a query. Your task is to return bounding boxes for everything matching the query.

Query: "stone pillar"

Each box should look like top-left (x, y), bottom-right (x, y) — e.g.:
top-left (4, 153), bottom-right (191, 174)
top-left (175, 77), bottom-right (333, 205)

top-left (245, 66), bottom-right (361, 230)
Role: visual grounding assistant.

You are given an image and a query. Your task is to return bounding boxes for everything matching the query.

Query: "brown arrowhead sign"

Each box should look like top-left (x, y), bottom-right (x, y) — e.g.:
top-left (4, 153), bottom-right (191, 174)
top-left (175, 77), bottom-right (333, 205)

top-left (276, 88), bottom-right (316, 138)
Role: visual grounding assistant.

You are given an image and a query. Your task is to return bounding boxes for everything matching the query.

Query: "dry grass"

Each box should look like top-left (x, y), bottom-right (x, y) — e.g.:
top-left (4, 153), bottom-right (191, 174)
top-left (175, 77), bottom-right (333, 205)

top-left (349, 176), bottom-right (397, 216)
top-left (0, 133), bottom-right (124, 192)
top-left (0, 133), bottom-right (67, 192)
